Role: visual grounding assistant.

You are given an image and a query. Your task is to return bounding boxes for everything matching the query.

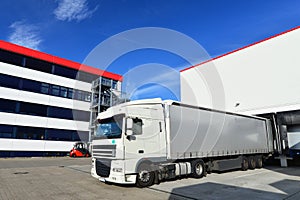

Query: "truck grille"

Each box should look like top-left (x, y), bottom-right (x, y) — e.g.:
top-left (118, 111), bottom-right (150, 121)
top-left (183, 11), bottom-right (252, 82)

top-left (96, 159), bottom-right (111, 177)
top-left (92, 145), bottom-right (116, 158)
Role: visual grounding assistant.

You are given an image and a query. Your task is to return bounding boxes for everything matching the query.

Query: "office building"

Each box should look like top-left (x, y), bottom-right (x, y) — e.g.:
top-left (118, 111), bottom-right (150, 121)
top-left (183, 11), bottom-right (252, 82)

top-left (0, 40), bottom-right (122, 157)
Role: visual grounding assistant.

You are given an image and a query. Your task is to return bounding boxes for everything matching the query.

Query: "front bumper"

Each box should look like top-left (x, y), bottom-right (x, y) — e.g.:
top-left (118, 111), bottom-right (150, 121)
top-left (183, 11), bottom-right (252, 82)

top-left (91, 158), bottom-right (137, 184)
top-left (99, 173), bottom-right (137, 184)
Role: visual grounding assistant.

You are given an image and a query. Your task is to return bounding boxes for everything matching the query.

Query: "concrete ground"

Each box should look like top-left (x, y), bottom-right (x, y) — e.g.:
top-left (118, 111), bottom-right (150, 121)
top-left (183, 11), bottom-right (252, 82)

top-left (0, 157), bottom-right (299, 200)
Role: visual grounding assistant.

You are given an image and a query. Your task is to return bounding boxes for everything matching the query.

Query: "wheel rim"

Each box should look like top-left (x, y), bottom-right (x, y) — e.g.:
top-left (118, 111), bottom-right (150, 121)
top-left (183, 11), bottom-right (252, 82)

top-left (243, 159), bottom-right (248, 169)
top-left (195, 163), bottom-right (203, 175)
top-left (258, 158), bottom-right (262, 166)
top-left (139, 170), bottom-right (150, 183)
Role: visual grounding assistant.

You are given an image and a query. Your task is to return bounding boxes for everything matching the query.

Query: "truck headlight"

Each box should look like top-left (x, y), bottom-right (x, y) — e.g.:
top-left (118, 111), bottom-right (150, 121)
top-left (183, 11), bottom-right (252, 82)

top-left (112, 168), bottom-right (123, 173)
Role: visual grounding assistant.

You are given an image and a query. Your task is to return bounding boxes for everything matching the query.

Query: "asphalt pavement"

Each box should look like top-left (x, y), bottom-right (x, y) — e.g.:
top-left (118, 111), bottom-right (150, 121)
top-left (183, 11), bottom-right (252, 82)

top-left (0, 157), bottom-right (299, 200)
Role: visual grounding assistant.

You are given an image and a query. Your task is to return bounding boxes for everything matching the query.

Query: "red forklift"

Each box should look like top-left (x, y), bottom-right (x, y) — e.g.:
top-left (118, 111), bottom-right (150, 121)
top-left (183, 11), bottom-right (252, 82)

top-left (69, 142), bottom-right (91, 157)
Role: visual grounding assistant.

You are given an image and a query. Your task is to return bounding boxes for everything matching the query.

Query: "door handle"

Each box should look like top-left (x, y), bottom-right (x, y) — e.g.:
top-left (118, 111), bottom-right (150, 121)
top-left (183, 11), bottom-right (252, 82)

top-left (138, 150), bottom-right (144, 154)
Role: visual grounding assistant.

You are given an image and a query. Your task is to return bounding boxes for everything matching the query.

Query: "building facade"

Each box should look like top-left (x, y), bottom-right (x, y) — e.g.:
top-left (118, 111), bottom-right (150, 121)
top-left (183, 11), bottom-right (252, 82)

top-left (0, 40), bottom-right (122, 157)
top-left (180, 26), bottom-right (300, 164)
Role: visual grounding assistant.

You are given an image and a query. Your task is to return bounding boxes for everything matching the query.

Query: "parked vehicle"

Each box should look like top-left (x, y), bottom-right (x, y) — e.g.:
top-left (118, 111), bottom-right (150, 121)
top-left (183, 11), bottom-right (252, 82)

top-left (91, 98), bottom-right (273, 187)
top-left (70, 142), bottom-right (90, 157)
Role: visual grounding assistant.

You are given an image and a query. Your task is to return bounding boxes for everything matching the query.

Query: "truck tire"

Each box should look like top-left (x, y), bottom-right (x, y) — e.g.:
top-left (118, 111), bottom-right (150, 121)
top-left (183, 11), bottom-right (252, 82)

top-left (191, 159), bottom-right (206, 178)
top-left (255, 156), bottom-right (263, 168)
top-left (136, 163), bottom-right (155, 188)
top-left (241, 157), bottom-right (249, 171)
top-left (249, 156), bottom-right (256, 169)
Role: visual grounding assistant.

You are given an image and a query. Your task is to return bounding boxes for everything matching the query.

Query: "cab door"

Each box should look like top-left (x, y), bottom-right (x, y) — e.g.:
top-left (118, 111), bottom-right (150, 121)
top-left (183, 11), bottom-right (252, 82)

top-left (123, 117), bottom-right (166, 160)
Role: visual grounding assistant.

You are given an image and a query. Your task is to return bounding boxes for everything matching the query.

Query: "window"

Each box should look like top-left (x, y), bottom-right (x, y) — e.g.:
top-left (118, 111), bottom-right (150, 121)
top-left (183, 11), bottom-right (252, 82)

top-left (76, 131), bottom-right (89, 141)
top-left (72, 132), bottom-right (80, 141)
top-left (74, 90), bottom-right (83, 101)
top-left (60, 87), bottom-right (68, 98)
top-left (41, 83), bottom-right (49, 94)
top-left (53, 65), bottom-right (78, 79)
top-left (101, 77), bottom-right (111, 86)
top-left (48, 107), bottom-right (72, 120)
top-left (68, 89), bottom-right (91, 102)
top-left (68, 88), bottom-right (73, 99)
top-left (22, 79), bottom-right (41, 93)
top-left (16, 126), bottom-right (45, 140)
top-left (0, 74), bottom-right (91, 103)
top-left (96, 115), bottom-right (124, 139)
top-left (19, 102), bottom-right (47, 117)
top-left (0, 74), bottom-right (20, 89)
top-left (84, 92), bottom-right (91, 102)
top-left (0, 125), bottom-right (14, 138)
top-left (25, 57), bottom-right (53, 73)
top-left (1, 124), bottom-right (87, 141)
top-left (132, 118), bottom-right (143, 135)
top-left (0, 98), bottom-right (17, 113)
top-left (51, 85), bottom-right (60, 96)
top-left (77, 71), bottom-right (98, 83)
top-left (73, 110), bottom-right (90, 122)
top-left (46, 129), bottom-right (73, 141)
top-left (0, 50), bottom-right (24, 66)
top-left (0, 98), bottom-right (90, 121)
top-left (112, 80), bottom-right (118, 89)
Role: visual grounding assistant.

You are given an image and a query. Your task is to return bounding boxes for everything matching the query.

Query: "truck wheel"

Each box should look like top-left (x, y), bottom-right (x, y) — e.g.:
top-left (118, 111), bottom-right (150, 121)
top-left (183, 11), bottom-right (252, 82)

top-left (136, 163), bottom-right (155, 188)
top-left (191, 159), bottom-right (206, 178)
top-left (256, 156), bottom-right (263, 168)
top-left (249, 156), bottom-right (256, 169)
top-left (241, 157), bottom-right (249, 171)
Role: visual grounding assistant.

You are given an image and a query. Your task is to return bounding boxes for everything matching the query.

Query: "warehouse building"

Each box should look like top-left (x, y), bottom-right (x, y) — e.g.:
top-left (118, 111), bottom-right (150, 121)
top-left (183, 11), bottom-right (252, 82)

top-left (0, 40), bottom-right (122, 157)
top-left (180, 26), bottom-right (300, 165)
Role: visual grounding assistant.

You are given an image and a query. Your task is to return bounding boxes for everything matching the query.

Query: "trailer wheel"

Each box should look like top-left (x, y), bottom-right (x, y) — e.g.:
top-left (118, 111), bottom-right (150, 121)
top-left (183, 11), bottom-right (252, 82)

top-left (255, 156), bottom-right (263, 168)
top-left (136, 163), bottom-right (155, 188)
top-left (249, 156), bottom-right (256, 169)
top-left (191, 159), bottom-right (206, 178)
top-left (241, 157), bottom-right (249, 171)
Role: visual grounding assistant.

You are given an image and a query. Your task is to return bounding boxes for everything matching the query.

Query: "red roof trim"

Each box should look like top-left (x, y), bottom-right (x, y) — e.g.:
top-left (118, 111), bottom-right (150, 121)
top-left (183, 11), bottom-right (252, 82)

top-left (180, 26), bottom-right (300, 72)
top-left (0, 40), bottom-right (122, 81)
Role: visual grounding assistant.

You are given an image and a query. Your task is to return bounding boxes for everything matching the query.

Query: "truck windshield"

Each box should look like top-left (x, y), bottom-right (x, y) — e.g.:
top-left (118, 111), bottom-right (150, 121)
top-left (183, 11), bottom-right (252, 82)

top-left (95, 114), bottom-right (123, 139)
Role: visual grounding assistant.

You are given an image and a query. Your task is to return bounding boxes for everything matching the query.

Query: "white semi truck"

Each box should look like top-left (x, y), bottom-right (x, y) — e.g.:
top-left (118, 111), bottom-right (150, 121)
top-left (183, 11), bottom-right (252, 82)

top-left (91, 98), bottom-right (273, 187)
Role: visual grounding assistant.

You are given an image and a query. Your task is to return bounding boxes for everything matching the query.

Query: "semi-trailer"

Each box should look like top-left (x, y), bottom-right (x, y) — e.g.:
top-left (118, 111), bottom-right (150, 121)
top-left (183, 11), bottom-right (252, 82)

top-left (91, 98), bottom-right (273, 187)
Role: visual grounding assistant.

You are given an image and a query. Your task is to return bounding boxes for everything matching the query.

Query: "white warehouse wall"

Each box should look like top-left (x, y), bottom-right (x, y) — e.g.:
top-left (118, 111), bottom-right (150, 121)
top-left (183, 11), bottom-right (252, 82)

top-left (180, 27), bottom-right (300, 115)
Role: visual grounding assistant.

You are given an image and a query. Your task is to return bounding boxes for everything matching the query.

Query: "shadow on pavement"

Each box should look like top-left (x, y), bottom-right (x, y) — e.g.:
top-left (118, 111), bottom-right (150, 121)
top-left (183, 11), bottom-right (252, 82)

top-left (168, 179), bottom-right (300, 200)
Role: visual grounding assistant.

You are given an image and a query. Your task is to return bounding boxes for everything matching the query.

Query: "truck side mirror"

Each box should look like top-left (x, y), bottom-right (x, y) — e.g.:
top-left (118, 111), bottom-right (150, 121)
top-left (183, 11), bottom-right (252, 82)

top-left (126, 118), bottom-right (133, 136)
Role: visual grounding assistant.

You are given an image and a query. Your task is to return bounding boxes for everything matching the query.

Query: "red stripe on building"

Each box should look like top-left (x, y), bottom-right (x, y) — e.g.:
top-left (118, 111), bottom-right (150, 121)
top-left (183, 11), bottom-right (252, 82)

top-left (181, 26), bottom-right (300, 72)
top-left (0, 40), bottom-right (122, 81)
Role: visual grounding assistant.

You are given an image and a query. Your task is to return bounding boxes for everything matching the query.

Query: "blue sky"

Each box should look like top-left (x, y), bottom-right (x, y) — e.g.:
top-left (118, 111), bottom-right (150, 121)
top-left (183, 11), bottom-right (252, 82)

top-left (0, 0), bottom-right (300, 100)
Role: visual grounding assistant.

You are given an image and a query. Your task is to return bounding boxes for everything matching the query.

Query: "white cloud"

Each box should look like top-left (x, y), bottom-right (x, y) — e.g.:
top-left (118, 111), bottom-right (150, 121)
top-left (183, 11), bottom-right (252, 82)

top-left (130, 84), bottom-right (159, 98)
top-left (8, 21), bottom-right (42, 50)
top-left (54, 0), bottom-right (98, 22)
top-left (123, 66), bottom-right (181, 100)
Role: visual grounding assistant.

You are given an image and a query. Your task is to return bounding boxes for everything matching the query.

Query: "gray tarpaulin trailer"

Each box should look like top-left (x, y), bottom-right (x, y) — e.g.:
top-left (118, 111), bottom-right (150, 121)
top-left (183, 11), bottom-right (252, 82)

top-left (168, 102), bottom-right (274, 161)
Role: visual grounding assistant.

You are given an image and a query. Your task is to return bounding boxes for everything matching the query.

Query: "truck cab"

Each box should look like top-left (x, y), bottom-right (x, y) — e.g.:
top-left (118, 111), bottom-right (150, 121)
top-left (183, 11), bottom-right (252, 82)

top-left (91, 99), bottom-right (167, 186)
